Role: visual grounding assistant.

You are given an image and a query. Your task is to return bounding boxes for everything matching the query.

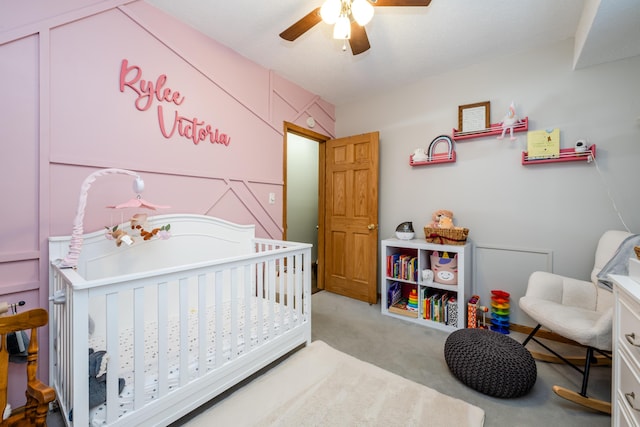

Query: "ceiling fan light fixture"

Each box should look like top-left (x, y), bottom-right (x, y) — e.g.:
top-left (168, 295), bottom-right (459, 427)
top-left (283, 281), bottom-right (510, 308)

top-left (351, 0), bottom-right (374, 26)
top-left (333, 14), bottom-right (351, 40)
top-left (320, 0), bottom-right (342, 25)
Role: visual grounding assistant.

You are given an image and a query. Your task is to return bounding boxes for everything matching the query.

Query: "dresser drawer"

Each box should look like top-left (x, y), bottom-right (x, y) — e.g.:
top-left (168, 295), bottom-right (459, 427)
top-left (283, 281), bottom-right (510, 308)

top-left (617, 404), bottom-right (634, 427)
top-left (618, 349), bottom-right (640, 426)
top-left (619, 293), bottom-right (640, 369)
top-left (616, 404), bottom-right (634, 427)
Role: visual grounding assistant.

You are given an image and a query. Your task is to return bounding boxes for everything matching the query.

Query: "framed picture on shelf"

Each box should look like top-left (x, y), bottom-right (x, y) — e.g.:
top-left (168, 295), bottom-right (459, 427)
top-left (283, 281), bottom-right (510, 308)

top-left (458, 101), bottom-right (490, 133)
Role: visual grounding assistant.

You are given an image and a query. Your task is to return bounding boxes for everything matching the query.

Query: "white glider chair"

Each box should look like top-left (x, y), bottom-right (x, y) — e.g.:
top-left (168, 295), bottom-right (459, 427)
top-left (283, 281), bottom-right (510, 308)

top-left (519, 230), bottom-right (632, 414)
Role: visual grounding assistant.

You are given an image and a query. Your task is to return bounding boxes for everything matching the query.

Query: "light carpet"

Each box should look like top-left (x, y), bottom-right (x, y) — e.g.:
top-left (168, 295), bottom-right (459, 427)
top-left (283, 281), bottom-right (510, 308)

top-left (182, 340), bottom-right (485, 426)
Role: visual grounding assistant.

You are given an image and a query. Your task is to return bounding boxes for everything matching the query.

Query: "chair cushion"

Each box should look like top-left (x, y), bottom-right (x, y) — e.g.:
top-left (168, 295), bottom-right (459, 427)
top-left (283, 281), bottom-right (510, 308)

top-left (444, 328), bottom-right (536, 398)
top-left (519, 296), bottom-right (612, 350)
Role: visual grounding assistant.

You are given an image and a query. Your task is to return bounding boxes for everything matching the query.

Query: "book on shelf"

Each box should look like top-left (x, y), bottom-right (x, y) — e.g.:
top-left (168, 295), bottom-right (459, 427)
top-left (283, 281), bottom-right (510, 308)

top-left (422, 287), bottom-right (429, 320)
top-left (431, 293), bottom-right (440, 322)
top-left (447, 297), bottom-right (458, 328)
top-left (388, 282), bottom-right (401, 308)
top-left (527, 128), bottom-right (559, 159)
top-left (386, 253), bottom-right (418, 281)
top-left (386, 254), bottom-right (396, 277)
top-left (421, 289), bottom-right (458, 326)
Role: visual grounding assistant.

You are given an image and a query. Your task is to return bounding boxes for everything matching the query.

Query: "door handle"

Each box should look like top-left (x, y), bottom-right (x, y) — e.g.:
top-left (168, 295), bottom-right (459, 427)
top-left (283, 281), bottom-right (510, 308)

top-left (367, 224), bottom-right (377, 230)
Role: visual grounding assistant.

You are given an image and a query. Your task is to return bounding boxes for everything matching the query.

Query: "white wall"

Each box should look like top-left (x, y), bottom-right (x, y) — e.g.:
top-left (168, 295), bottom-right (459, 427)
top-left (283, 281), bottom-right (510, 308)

top-left (336, 39), bottom-right (640, 325)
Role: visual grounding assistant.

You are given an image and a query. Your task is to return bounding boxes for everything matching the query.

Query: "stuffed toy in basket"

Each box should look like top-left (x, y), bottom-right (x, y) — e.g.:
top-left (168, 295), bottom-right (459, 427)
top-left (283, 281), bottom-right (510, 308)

top-left (424, 209), bottom-right (469, 245)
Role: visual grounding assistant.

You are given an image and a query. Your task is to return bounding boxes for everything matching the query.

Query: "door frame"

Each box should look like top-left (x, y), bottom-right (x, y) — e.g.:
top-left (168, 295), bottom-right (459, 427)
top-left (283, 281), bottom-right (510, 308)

top-left (283, 122), bottom-right (330, 290)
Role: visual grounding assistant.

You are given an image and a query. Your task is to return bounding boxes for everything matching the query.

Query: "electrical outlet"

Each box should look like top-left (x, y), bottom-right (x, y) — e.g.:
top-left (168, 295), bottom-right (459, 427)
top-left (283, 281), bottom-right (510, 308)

top-left (268, 193), bottom-right (276, 204)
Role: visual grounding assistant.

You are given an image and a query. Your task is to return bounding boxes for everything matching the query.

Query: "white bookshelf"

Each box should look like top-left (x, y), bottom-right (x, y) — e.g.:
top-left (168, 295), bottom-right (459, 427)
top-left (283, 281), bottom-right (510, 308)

top-left (381, 238), bottom-right (471, 332)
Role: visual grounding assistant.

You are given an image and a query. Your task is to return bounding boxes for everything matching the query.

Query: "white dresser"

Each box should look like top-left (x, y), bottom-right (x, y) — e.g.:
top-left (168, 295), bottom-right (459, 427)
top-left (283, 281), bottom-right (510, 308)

top-left (612, 263), bottom-right (640, 427)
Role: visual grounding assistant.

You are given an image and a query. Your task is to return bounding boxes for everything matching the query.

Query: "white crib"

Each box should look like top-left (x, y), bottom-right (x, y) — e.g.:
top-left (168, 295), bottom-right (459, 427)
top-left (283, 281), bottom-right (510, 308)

top-left (48, 214), bottom-right (312, 426)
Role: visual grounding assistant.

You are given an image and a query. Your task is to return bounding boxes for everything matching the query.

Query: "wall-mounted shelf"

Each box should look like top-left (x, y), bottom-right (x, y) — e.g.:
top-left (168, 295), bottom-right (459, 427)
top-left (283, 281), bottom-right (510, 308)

top-left (410, 135), bottom-right (456, 166)
top-left (452, 117), bottom-right (529, 141)
top-left (410, 150), bottom-right (456, 166)
top-left (521, 144), bottom-right (596, 165)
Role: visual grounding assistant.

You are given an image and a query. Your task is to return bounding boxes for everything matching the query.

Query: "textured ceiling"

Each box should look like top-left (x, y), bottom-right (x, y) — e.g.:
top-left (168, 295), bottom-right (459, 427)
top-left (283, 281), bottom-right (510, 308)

top-left (146, 0), bottom-right (640, 106)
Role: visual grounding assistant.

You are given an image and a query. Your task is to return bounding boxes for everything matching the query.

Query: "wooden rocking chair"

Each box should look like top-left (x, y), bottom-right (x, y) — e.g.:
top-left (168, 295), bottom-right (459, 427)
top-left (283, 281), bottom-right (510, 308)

top-left (0, 308), bottom-right (56, 426)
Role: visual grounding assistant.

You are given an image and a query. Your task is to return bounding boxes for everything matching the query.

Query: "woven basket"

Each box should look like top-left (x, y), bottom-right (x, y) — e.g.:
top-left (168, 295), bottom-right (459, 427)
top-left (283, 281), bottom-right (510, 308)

top-left (635, 246), bottom-right (640, 260)
top-left (424, 227), bottom-right (469, 245)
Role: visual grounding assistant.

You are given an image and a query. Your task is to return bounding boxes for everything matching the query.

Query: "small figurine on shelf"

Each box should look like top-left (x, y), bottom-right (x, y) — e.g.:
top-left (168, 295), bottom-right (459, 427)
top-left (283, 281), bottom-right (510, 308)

top-left (574, 139), bottom-right (590, 153)
top-left (497, 101), bottom-right (523, 141)
top-left (411, 148), bottom-right (429, 162)
top-left (422, 269), bottom-right (434, 283)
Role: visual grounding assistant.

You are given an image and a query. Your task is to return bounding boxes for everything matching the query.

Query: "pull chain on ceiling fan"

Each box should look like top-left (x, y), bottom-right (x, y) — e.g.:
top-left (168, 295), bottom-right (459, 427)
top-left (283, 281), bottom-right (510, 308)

top-left (279, 0), bottom-right (432, 55)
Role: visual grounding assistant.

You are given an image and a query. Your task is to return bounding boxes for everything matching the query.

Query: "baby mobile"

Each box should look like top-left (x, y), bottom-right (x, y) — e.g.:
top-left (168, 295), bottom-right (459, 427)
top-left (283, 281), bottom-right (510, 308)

top-left (105, 174), bottom-right (171, 247)
top-left (58, 168), bottom-right (171, 269)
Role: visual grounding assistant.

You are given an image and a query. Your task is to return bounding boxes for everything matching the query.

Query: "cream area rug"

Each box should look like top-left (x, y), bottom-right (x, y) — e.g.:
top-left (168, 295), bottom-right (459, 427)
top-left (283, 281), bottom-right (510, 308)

top-left (183, 340), bottom-right (485, 426)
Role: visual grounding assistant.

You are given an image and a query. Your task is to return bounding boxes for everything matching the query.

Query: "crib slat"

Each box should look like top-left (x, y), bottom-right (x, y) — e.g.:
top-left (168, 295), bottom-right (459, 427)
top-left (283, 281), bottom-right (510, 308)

top-left (278, 257), bottom-right (284, 335)
top-left (214, 270), bottom-right (223, 368)
top-left (256, 262), bottom-right (264, 344)
top-left (303, 250), bottom-right (312, 343)
top-left (243, 265), bottom-right (251, 352)
top-left (105, 292), bottom-right (120, 423)
top-left (230, 268), bottom-right (238, 359)
top-left (198, 274), bottom-right (207, 377)
top-left (71, 288), bottom-right (90, 426)
top-left (59, 276), bottom-right (72, 423)
top-left (52, 271), bottom-right (72, 422)
top-left (179, 278), bottom-right (189, 387)
top-left (158, 282), bottom-right (169, 397)
top-left (296, 253), bottom-right (302, 323)
top-left (133, 287), bottom-right (145, 409)
top-left (268, 260), bottom-right (276, 338)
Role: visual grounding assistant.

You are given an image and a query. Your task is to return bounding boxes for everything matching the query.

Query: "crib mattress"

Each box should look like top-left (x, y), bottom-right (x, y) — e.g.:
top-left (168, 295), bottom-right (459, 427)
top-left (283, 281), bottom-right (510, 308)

top-left (87, 297), bottom-right (297, 426)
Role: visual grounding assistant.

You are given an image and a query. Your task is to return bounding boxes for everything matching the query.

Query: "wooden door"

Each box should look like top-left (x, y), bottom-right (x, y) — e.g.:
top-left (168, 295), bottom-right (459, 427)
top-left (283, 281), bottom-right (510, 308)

top-left (324, 132), bottom-right (379, 303)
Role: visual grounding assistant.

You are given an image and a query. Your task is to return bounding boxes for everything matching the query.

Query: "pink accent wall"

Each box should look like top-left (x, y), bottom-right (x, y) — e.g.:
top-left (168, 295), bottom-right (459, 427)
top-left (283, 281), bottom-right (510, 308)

top-left (0, 0), bottom-right (334, 406)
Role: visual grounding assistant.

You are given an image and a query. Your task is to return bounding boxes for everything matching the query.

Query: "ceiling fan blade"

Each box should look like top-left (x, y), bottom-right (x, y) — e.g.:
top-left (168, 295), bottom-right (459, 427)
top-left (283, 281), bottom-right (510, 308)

top-left (279, 7), bottom-right (322, 41)
top-left (371, 0), bottom-right (432, 6)
top-left (349, 23), bottom-right (371, 55)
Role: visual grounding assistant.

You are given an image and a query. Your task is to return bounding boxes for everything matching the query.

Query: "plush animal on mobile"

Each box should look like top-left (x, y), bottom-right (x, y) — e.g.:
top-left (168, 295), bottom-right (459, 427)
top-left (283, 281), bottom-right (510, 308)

top-left (497, 101), bottom-right (522, 141)
top-left (130, 213), bottom-right (150, 232)
top-left (130, 213), bottom-right (172, 241)
top-left (105, 226), bottom-right (134, 247)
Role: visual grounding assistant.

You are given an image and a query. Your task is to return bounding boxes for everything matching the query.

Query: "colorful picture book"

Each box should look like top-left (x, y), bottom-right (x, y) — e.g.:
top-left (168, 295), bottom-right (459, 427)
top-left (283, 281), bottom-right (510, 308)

top-left (386, 253), bottom-right (418, 282)
top-left (527, 128), bottom-right (560, 159)
top-left (421, 287), bottom-right (457, 326)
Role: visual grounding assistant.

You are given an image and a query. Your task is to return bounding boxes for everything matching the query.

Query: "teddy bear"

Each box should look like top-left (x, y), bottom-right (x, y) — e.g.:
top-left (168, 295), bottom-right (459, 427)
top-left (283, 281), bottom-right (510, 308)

top-left (87, 349), bottom-right (126, 408)
top-left (428, 209), bottom-right (454, 229)
top-left (68, 348), bottom-right (126, 421)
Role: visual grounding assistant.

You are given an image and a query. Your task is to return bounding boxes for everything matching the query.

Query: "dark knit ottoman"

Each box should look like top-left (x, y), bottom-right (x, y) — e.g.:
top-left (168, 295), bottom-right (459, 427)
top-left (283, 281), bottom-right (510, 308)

top-left (444, 328), bottom-right (536, 398)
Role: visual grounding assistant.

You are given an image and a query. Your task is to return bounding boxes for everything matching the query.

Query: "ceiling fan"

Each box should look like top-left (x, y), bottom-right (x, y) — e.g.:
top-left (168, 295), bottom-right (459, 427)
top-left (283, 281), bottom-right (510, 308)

top-left (279, 0), bottom-right (432, 55)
